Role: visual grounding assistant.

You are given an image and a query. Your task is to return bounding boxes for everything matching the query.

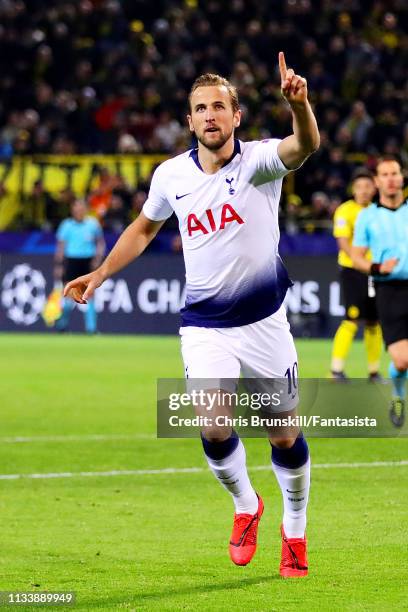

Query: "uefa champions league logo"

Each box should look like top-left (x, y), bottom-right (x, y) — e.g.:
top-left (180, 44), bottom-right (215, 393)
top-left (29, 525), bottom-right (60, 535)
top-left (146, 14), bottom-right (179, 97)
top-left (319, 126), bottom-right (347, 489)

top-left (1, 264), bottom-right (47, 326)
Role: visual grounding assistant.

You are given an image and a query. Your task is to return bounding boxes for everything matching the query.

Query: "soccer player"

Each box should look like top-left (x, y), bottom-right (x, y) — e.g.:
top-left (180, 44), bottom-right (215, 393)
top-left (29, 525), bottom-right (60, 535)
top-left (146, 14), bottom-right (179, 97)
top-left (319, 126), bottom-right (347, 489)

top-left (64, 53), bottom-right (319, 576)
top-left (352, 157), bottom-right (408, 427)
top-left (54, 199), bottom-right (105, 334)
top-left (330, 169), bottom-right (383, 381)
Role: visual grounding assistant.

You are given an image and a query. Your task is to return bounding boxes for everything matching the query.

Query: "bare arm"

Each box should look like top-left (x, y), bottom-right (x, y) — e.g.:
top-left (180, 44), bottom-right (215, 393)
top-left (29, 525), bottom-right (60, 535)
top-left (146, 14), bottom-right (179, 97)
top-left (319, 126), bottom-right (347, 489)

top-left (277, 52), bottom-right (320, 170)
top-left (351, 245), bottom-right (398, 275)
top-left (337, 237), bottom-right (353, 258)
top-left (351, 245), bottom-right (371, 274)
top-left (99, 212), bottom-right (164, 279)
top-left (64, 212), bottom-right (165, 303)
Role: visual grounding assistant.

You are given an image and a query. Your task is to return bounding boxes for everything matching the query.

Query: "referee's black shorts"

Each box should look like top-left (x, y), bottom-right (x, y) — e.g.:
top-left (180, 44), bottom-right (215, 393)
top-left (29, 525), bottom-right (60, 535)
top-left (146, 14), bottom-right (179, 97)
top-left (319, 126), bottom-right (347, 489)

top-left (64, 257), bottom-right (93, 283)
top-left (375, 280), bottom-right (408, 347)
top-left (340, 266), bottom-right (378, 322)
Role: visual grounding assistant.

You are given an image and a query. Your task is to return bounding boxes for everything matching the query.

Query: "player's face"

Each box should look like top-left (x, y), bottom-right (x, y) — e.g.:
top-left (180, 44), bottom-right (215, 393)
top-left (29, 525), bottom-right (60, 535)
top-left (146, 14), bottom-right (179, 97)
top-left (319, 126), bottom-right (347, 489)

top-left (187, 85), bottom-right (241, 151)
top-left (352, 177), bottom-right (376, 205)
top-left (375, 161), bottom-right (404, 197)
top-left (72, 201), bottom-right (87, 221)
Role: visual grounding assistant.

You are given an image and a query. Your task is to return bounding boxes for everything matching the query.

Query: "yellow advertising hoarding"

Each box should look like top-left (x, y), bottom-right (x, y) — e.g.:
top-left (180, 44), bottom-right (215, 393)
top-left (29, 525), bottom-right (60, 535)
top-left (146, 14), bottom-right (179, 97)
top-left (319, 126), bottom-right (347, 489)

top-left (0, 154), bottom-right (167, 228)
top-left (0, 154), bottom-right (167, 196)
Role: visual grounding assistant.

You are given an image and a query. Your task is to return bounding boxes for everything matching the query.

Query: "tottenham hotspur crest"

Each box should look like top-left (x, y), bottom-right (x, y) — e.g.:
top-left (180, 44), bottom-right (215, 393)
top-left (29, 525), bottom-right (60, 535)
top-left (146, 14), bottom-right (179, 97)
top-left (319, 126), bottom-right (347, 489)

top-left (226, 177), bottom-right (235, 195)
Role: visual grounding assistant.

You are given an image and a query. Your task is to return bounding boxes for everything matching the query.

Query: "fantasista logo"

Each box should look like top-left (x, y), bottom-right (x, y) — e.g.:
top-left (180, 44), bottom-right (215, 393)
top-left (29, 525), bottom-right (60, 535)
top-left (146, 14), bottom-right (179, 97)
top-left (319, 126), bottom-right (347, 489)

top-left (187, 203), bottom-right (244, 237)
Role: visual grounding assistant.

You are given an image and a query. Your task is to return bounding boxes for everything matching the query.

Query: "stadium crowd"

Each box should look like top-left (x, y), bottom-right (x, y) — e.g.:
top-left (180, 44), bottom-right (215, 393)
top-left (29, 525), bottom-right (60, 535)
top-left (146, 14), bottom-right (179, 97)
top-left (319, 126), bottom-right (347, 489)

top-left (0, 0), bottom-right (407, 234)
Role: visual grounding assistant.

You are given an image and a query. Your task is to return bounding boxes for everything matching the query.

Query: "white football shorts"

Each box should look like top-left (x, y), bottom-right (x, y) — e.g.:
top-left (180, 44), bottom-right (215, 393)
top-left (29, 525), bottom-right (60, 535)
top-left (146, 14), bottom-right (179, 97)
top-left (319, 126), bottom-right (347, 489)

top-left (179, 304), bottom-right (299, 413)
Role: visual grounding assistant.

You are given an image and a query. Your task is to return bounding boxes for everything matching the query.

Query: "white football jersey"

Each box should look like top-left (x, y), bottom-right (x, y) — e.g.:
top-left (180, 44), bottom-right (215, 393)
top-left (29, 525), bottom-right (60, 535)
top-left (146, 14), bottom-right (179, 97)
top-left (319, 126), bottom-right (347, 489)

top-left (143, 138), bottom-right (292, 328)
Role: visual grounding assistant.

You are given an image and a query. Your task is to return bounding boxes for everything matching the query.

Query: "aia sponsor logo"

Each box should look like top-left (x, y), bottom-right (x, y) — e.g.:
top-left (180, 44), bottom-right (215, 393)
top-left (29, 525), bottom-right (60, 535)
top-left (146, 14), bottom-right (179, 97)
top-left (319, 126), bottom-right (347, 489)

top-left (187, 203), bottom-right (244, 236)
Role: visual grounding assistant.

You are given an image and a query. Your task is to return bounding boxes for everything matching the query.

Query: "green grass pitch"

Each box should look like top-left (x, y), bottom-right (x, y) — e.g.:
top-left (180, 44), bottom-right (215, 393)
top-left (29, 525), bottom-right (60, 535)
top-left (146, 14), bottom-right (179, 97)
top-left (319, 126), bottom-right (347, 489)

top-left (0, 333), bottom-right (407, 611)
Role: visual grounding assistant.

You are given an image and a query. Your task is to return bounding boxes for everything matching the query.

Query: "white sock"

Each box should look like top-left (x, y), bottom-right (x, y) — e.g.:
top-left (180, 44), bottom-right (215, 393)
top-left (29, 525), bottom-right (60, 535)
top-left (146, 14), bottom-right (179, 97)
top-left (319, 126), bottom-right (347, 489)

top-left (205, 439), bottom-right (258, 514)
top-left (272, 458), bottom-right (310, 538)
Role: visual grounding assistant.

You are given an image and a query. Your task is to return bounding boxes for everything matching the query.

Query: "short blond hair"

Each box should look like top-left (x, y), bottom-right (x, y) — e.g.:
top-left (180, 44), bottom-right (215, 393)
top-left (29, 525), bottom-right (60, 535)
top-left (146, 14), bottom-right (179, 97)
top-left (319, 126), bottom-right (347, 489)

top-left (189, 73), bottom-right (240, 113)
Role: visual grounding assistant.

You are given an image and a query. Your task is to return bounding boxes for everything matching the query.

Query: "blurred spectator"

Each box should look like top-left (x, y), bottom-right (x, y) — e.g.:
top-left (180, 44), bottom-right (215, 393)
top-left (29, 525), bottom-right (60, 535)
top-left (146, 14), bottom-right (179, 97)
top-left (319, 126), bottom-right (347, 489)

top-left (401, 124), bottom-right (408, 167)
top-left (88, 166), bottom-right (121, 220)
top-left (21, 180), bottom-right (57, 230)
top-left (48, 188), bottom-right (75, 231)
top-left (340, 101), bottom-right (374, 151)
top-left (306, 192), bottom-right (333, 233)
top-left (19, 183), bottom-right (75, 231)
top-left (103, 193), bottom-right (129, 233)
top-left (117, 132), bottom-right (142, 153)
top-left (153, 110), bottom-right (183, 152)
top-left (130, 190), bottom-right (148, 220)
top-left (0, 112), bottom-right (20, 158)
top-left (282, 194), bottom-right (307, 236)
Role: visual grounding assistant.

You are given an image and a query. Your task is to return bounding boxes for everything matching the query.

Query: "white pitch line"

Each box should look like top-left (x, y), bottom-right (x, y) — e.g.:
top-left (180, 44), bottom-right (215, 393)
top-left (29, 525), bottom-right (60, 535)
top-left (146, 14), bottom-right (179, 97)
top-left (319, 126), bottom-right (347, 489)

top-left (0, 434), bottom-right (155, 444)
top-left (298, 460), bottom-right (408, 469)
top-left (0, 460), bottom-right (407, 481)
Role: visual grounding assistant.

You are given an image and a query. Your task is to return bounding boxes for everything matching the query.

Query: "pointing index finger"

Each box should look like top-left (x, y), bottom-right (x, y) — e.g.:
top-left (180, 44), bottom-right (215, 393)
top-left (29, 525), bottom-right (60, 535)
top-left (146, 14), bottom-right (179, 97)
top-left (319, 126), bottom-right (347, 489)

top-left (279, 51), bottom-right (287, 82)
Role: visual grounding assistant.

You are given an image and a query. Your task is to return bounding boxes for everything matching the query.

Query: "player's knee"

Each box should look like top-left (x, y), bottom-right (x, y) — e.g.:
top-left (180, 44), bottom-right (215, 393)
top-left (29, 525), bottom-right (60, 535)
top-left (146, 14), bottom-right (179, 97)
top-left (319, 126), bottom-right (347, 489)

top-left (393, 356), bottom-right (408, 372)
top-left (201, 426), bottom-right (232, 444)
top-left (269, 436), bottom-right (297, 450)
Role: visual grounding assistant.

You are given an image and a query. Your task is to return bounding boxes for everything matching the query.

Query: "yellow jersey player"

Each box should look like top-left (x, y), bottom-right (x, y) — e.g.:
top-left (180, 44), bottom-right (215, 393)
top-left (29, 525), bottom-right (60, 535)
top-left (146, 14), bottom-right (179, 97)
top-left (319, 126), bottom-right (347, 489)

top-left (330, 168), bottom-right (383, 381)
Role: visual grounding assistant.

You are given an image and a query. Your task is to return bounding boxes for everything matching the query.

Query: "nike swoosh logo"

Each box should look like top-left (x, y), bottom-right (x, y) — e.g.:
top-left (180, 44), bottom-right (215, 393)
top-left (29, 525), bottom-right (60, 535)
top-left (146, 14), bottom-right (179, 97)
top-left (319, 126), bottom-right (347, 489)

top-left (286, 489), bottom-right (304, 493)
top-left (176, 193), bottom-right (191, 200)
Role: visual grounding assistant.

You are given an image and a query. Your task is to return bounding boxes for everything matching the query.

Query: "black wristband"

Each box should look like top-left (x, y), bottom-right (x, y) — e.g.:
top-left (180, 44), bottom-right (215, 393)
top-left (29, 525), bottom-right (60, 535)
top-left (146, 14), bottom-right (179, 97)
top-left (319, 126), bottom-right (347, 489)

top-left (370, 263), bottom-right (381, 275)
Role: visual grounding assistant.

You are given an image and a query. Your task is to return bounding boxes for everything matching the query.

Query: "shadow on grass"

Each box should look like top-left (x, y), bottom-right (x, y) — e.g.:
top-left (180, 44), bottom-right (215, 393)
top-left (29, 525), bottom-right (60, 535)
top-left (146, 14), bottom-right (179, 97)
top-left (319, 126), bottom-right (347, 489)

top-left (81, 573), bottom-right (281, 608)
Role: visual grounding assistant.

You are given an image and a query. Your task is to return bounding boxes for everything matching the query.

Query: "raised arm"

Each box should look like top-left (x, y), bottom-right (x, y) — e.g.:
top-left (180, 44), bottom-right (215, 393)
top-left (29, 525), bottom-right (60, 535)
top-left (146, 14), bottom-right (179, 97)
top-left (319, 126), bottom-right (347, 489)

top-left (277, 52), bottom-right (320, 170)
top-left (64, 212), bottom-right (165, 303)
